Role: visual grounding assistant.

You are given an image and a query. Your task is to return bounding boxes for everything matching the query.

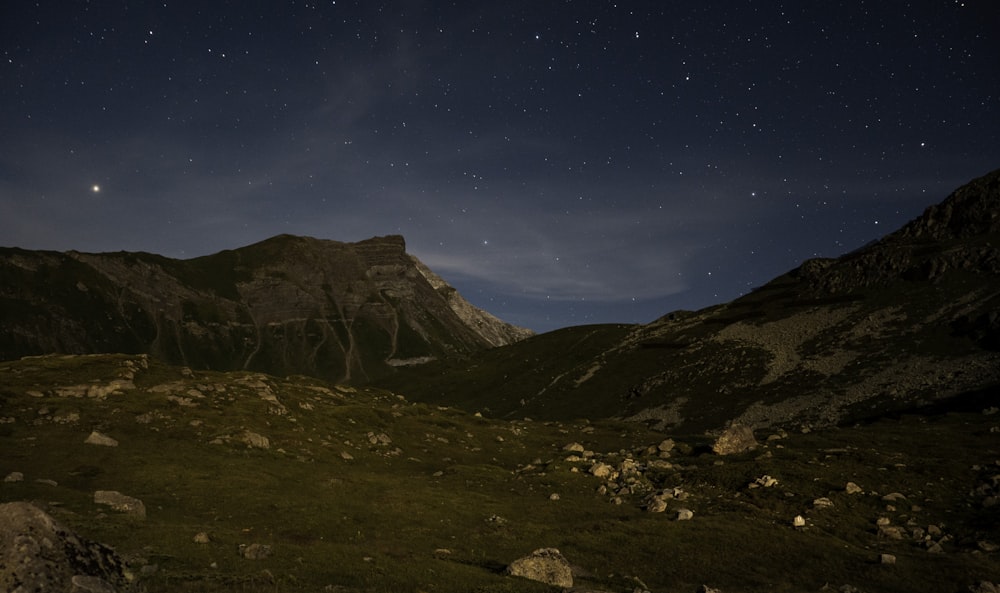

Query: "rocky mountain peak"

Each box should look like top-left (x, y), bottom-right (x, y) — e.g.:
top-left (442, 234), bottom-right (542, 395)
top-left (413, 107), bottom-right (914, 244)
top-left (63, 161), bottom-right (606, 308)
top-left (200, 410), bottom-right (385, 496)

top-left (791, 169), bottom-right (1000, 294)
top-left (895, 167), bottom-right (1000, 242)
top-left (0, 234), bottom-right (531, 382)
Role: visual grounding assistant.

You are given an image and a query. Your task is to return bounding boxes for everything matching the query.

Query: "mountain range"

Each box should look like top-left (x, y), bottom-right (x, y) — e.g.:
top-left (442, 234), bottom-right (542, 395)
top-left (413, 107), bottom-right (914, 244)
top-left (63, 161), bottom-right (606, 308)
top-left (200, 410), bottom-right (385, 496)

top-left (1, 168), bottom-right (999, 593)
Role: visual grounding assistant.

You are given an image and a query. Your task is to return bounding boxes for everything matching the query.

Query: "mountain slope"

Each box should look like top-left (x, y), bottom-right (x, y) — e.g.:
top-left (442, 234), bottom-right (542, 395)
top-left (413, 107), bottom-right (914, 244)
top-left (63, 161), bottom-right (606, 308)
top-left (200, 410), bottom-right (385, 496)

top-left (0, 234), bottom-right (531, 382)
top-left (378, 168), bottom-right (1000, 433)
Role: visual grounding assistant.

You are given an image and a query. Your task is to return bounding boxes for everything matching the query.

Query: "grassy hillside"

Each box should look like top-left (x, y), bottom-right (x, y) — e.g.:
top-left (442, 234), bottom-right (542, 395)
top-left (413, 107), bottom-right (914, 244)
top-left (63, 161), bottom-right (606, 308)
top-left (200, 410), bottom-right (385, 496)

top-left (2, 354), bottom-right (999, 592)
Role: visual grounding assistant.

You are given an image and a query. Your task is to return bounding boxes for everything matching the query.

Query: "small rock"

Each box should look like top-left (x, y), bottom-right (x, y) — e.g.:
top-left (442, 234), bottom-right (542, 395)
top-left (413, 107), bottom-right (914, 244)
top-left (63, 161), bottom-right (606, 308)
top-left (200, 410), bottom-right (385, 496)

top-left (239, 543), bottom-right (273, 560)
top-left (548, 493), bottom-right (560, 501)
top-left (882, 492), bottom-right (907, 502)
top-left (367, 432), bottom-right (392, 446)
top-left (93, 491), bottom-right (146, 519)
top-left (657, 438), bottom-right (675, 452)
top-left (70, 575), bottom-right (117, 593)
top-left (879, 525), bottom-right (905, 540)
top-left (813, 497), bottom-right (834, 509)
top-left (676, 508), bottom-right (694, 521)
top-left (646, 497), bottom-right (668, 513)
top-left (3, 471), bottom-right (24, 483)
top-left (927, 542), bottom-right (944, 554)
top-left (978, 540), bottom-right (999, 553)
top-left (242, 431), bottom-right (270, 449)
top-left (969, 582), bottom-right (1000, 593)
top-left (792, 515), bottom-right (806, 528)
top-left (845, 482), bottom-right (864, 495)
top-left (193, 532), bottom-right (211, 544)
top-left (84, 431), bottom-right (119, 447)
top-left (562, 442), bottom-right (585, 453)
top-left (927, 524), bottom-right (942, 536)
top-left (589, 462), bottom-right (616, 479)
top-left (506, 548), bottom-right (573, 588)
top-left (751, 475), bottom-right (779, 488)
top-left (880, 553), bottom-right (896, 565)
top-left (711, 424), bottom-right (758, 455)
top-left (340, 451), bottom-right (354, 461)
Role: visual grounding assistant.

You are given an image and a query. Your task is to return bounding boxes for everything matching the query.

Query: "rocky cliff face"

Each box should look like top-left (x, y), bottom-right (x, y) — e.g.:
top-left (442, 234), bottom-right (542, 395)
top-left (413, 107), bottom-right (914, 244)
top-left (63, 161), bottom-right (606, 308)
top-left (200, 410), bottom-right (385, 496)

top-left (409, 256), bottom-right (535, 347)
top-left (0, 234), bottom-right (531, 382)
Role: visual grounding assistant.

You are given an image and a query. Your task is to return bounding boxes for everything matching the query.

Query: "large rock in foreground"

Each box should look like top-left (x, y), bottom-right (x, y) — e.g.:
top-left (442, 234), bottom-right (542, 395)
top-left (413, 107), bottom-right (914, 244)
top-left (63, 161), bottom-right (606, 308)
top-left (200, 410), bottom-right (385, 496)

top-left (506, 547), bottom-right (573, 588)
top-left (0, 502), bottom-right (131, 592)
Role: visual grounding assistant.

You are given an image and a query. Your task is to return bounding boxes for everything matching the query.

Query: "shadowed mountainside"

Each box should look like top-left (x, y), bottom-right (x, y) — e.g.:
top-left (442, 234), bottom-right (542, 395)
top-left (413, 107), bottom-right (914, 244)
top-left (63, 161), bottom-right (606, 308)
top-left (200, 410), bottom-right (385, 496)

top-left (377, 168), bottom-right (1000, 433)
top-left (0, 234), bottom-right (532, 382)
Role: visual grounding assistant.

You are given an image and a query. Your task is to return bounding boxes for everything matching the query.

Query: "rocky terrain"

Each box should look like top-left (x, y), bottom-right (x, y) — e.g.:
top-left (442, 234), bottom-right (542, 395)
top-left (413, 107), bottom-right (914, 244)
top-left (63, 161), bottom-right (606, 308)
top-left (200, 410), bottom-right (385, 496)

top-left (379, 168), bottom-right (1000, 434)
top-left (1, 353), bottom-right (998, 592)
top-left (0, 234), bottom-right (531, 383)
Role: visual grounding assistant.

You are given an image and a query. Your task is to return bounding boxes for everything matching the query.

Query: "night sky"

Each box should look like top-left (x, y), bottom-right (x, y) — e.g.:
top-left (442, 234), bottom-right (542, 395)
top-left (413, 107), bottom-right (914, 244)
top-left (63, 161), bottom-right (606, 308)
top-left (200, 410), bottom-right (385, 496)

top-left (2, 2), bottom-right (998, 332)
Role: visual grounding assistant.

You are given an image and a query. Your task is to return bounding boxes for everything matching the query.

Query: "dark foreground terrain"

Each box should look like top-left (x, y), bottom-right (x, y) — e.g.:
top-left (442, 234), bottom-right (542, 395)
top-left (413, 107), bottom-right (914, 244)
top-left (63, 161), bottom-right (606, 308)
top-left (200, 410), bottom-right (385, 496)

top-left (2, 353), bottom-right (998, 592)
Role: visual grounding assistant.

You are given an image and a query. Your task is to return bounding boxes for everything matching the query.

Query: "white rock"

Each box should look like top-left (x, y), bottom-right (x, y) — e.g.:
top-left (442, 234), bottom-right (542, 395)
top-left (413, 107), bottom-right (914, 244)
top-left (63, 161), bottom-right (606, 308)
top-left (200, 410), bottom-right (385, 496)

top-left (792, 515), bottom-right (806, 527)
top-left (589, 462), bottom-right (616, 479)
top-left (676, 508), bottom-right (694, 521)
top-left (812, 497), bottom-right (834, 509)
top-left (845, 481), bottom-right (863, 495)
top-left (84, 431), bottom-right (119, 447)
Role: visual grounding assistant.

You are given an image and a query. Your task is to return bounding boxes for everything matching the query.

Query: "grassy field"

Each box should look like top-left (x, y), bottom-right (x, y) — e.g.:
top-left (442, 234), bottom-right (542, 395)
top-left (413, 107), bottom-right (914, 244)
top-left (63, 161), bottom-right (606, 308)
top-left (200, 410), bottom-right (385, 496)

top-left (2, 354), bottom-right (999, 592)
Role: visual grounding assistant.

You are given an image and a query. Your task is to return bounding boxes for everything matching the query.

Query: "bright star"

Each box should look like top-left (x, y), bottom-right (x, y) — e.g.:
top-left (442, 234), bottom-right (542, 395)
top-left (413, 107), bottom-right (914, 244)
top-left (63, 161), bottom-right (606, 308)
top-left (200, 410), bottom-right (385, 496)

top-left (91, 184), bottom-right (101, 193)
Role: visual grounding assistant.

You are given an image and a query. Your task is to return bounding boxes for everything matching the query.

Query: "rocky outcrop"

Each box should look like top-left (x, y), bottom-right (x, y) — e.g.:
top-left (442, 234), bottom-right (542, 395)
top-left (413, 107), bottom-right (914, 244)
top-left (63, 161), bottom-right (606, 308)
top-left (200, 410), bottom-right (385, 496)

top-left (793, 168), bottom-right (1000, 294)
top-left (0, 234), bottom-right (531, 382)
top-left (410, 256), bottom-right (534, 346)
top-left (0, 502), bottom-right (132, 593)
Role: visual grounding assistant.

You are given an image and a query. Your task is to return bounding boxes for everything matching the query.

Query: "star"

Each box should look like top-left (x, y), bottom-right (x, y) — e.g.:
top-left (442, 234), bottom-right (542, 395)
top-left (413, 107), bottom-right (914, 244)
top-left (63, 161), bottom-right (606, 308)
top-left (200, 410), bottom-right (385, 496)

top-left (91, 184), bottom-right (101, 193)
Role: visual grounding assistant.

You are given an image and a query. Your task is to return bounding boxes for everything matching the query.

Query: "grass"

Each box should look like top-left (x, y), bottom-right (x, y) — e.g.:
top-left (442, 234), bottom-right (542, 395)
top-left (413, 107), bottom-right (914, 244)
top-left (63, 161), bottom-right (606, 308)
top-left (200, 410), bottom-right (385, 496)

top-left (2, 354), bottom-right (999, 592)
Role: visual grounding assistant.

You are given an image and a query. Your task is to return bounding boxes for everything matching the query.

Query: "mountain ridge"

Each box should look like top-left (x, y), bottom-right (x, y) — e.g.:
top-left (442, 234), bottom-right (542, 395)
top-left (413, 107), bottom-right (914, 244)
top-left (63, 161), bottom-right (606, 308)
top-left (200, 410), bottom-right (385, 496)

top-left (0, 233), bottom-right (532, 382)
top-left (376, 168), bottom-right (1000, 433)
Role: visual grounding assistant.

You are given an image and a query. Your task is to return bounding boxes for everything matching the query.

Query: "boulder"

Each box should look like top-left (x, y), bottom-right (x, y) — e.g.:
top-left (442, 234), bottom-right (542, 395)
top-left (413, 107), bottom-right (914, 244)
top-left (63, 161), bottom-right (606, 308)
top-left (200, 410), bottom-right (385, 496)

top-left (0, 502), bottom-right (130, 593)
top-left (711, 424), bottom-right (758, 455)
top-left (506, 547), bottom-right (573, 588)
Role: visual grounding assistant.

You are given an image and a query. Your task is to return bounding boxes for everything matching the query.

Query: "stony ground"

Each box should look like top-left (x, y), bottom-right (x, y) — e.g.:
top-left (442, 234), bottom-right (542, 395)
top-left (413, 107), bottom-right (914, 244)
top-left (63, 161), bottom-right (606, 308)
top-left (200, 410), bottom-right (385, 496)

top-left (1, 354), bottom-right (999, 592)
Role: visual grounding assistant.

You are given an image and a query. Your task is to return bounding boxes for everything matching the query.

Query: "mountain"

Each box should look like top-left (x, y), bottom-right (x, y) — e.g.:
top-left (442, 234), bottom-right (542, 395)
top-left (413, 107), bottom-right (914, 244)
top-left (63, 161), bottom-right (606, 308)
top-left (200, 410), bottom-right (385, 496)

top-left (376, 168), bottom-right (1000, 433)
top-left (2, 170), bottom-right (1000, 593)
top-left (0, 234), bottom-right (532, 382)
